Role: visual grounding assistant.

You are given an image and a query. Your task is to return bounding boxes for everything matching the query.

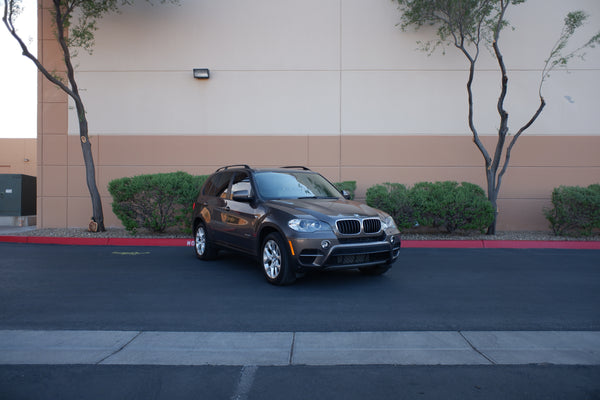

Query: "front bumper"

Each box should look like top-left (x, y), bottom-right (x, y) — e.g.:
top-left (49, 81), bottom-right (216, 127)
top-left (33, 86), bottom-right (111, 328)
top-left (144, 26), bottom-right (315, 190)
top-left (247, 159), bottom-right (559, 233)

top-left (289, 233), bottom-right (401, 271)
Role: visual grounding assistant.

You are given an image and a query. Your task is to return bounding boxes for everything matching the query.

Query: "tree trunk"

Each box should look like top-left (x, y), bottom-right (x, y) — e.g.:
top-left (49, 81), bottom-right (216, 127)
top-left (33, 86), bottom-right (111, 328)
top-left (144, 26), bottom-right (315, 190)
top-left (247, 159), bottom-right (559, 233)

top-left (55, 1), bottom-right (105, 232)
top-left (4, 0), bottom-right (109, 232)
top-left (75, 99), bottom-right (105, 232)
top-left (81, 137), bottom-right (105, 231)
top-left (486, 170), bottom-right (498, 235)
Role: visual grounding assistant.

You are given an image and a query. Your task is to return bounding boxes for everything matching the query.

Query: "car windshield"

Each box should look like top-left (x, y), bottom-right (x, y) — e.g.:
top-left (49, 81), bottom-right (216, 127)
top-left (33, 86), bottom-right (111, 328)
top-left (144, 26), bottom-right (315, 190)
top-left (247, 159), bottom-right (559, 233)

top-left (254, 171), bottom-right (342, 200)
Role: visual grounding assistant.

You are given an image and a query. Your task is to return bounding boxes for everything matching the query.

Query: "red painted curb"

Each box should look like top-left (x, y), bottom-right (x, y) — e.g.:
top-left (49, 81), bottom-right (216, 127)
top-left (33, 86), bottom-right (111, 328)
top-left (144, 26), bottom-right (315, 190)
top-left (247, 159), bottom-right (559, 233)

top-left (401, 240), bottom-right (600, 249)
top-left (402, 240), bottom-right (484, 249)
top-left (27, 237), bottom-right (110, 246)
top-left (0, 236), bottom-right (193, 247)
top-left (0, 236), bottom-right (28, 244)
top-left (1, 236), bottom-right (599, 249)
top-left (107, 238), bottom-right (192, 247)
top-left (483, 240), bottom-right (600, 250)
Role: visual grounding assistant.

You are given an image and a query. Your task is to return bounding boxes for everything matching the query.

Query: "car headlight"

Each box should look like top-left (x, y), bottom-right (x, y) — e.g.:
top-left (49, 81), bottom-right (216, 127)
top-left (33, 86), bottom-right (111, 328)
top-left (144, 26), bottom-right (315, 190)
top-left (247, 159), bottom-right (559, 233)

top-left (380, 214), bottom-right (397, 230)
top-left (288, 219), bottom-right (329, 233)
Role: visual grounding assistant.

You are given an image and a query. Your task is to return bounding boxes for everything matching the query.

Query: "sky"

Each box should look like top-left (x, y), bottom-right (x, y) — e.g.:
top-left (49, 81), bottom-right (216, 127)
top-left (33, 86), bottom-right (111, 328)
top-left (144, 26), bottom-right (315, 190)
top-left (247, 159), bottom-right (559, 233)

top-left (0, 2), bottom-right (37, 138)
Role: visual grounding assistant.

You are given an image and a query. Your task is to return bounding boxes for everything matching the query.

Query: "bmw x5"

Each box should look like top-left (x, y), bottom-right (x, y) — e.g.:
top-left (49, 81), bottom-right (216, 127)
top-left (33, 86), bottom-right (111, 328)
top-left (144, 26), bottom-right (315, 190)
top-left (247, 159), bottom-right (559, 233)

top-left (192, 165), bottom-right (401, 285)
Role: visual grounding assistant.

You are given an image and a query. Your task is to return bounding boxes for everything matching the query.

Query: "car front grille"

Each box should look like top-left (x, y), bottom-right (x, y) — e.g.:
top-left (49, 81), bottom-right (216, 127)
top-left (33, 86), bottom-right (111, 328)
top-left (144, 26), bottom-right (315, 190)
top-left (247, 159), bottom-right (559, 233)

top-left (336, 218), bottom-right (381, 235)
top-left (336, 219), bottom-right (361, 234)
top-left (363, 218), bottom-right (381, 233)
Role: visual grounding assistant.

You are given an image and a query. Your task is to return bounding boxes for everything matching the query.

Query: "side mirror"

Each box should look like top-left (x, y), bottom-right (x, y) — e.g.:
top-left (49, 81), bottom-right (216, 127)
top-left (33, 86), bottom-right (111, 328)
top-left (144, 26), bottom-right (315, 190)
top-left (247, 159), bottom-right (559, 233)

top-left (341, 190), bottom-right (352, 200)
top-left (232, 190), bottom-right (253, 202)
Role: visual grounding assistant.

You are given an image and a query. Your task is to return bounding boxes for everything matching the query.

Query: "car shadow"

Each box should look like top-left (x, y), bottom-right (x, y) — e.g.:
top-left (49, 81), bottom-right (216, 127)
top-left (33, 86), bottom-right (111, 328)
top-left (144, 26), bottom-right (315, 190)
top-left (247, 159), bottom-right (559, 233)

top-left (195, 249), bottom-right (394, 288)
top-left (295, 268), bottom-right (391, 287)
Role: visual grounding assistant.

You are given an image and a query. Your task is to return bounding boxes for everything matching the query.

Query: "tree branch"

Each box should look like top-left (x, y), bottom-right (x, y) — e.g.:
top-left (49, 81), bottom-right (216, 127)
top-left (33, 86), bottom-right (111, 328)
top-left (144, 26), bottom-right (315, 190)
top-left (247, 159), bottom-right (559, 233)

top-left (489, 1), bottom-right (510, 178)
top-left (496, 96), bottom-right (546, 192)
top-left (451, 5), bottom-right (490, 169)
top-left (460, 45), bottom-right (491, 168)
top-left (52, 0), bottom-right (88, 136)
top-left (491, 39), bottom-right (509, 173)
top-left (2, 0), bottom-right (75, 98)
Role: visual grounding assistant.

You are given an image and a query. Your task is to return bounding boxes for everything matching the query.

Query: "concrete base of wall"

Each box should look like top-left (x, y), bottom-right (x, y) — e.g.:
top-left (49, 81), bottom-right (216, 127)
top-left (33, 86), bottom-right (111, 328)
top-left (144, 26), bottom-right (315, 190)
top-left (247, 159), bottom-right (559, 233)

top-left (0, 216), bottom-right (37, 227)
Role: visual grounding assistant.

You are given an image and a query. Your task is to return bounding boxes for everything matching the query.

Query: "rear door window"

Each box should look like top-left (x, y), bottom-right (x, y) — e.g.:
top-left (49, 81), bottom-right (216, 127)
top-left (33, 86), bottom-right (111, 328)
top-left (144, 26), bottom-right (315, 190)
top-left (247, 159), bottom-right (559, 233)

top-left (203, 172), bottom-right (234, 197)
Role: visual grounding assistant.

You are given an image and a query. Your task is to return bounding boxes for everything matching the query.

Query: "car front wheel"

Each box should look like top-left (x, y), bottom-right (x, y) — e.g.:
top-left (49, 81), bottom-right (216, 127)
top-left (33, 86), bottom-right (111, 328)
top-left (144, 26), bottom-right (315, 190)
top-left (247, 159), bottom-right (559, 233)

top-left (194, 222), bottom-right (217, 260)
top-left (261, 232), bottom-right (296, 285)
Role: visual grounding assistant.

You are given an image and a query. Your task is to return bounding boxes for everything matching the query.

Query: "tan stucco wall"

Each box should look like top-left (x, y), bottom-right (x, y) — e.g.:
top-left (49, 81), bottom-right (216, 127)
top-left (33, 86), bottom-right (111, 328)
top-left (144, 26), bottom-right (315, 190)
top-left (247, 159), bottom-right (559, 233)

top-left (0, 139), bottom-right (37, 176)
top-left (36, 0), bottom-right (600, 231)
top-left (37, 134), bottom-right (600, 231)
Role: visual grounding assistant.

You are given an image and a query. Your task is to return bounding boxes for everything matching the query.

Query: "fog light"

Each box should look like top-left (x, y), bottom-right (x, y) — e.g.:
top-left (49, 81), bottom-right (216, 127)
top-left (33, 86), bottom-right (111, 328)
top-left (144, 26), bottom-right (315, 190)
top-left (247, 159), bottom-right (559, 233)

top-left (321, 240), bottom-right (331, 249)
top-left (390, 236), bottom-right (396, 244)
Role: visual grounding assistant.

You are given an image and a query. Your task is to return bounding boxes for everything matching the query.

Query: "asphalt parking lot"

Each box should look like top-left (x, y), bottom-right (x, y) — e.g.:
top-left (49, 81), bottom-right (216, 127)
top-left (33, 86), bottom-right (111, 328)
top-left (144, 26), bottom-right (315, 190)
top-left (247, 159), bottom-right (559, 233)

top-left (1, 243), bottom-right (599, 332)
top-left (1, 243), bottom-right (599, 399)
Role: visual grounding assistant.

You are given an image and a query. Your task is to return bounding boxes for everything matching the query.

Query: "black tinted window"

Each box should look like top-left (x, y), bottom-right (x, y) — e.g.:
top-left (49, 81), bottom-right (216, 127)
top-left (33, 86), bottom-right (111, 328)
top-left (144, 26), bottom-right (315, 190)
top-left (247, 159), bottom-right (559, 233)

top-left (203, 172), bottom-right (233, 197)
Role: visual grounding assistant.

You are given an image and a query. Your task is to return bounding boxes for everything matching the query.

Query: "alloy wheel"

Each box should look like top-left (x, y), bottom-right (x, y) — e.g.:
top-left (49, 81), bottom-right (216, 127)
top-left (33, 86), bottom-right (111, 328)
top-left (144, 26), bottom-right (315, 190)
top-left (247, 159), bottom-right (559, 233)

top-left (195, 226), bottom-right (207, 256)
top-left (262, 239), bottom-right (281, 279)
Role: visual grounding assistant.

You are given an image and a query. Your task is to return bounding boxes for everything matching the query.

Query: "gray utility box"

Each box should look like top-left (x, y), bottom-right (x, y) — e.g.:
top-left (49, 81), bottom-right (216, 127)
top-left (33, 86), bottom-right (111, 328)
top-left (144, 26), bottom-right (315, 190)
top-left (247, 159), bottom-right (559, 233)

top-left (0, 174), bottom-right (37, 216)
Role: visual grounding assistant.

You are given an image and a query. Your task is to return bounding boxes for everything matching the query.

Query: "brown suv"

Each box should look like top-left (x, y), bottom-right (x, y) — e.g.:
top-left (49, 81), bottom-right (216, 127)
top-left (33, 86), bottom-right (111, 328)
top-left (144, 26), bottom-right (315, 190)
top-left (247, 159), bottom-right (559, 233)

top-left (192, 165), bottom-right (401, 285)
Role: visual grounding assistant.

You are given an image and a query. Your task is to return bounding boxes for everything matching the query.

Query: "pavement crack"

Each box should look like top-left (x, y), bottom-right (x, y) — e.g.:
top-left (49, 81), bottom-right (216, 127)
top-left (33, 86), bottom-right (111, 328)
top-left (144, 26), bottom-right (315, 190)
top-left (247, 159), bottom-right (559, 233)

top-left (289, 332), bottom-right (296, 365)
top-left (459, 331), bottom-right (496, 365)
top-left (96, 331), bottom-right (143, 365)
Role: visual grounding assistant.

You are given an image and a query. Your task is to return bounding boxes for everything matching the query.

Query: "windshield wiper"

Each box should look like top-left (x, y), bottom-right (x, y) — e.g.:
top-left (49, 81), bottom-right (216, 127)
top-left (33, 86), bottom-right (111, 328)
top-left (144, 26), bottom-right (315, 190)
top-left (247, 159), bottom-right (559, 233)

top-left (298, 196), bottom-right (338, 199)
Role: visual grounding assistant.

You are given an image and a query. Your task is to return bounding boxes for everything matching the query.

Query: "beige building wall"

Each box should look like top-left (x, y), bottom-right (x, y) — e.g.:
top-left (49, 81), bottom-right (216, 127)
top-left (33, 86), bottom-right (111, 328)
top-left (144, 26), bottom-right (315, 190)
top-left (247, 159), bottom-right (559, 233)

top-left (37, 0), bottom-right (600, 231)
top-left (0, 139), bottom-right (37, 177)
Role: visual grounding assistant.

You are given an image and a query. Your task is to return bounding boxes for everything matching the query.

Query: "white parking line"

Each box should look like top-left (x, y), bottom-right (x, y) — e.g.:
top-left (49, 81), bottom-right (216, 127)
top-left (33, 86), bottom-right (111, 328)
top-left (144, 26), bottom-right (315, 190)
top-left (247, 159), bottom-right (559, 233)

top-left (231, 365), bottom-right (258, 400)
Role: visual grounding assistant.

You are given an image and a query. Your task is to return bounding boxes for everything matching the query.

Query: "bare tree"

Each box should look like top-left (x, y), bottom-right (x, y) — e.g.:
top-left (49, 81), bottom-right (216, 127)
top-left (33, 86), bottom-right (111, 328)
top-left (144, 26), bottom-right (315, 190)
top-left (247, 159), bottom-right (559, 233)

top-left (395, 0), bottom-right (600, 234)
top-left (3, 0), bottom-right (176, 231)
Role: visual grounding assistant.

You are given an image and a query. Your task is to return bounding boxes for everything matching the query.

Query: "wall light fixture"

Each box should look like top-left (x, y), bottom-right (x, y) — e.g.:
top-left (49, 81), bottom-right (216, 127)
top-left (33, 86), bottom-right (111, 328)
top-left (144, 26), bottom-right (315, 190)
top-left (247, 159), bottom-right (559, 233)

top-left (193, 68), bottom-right (210, 79)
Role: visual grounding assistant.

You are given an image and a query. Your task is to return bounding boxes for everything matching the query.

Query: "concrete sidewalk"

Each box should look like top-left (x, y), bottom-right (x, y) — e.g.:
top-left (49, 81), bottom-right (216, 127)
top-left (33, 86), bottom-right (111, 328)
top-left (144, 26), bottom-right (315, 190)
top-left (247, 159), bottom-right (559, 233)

top-left (1, 330), bottom-right (599, 366)
top-left (0, 225), bottom-right (37, 235)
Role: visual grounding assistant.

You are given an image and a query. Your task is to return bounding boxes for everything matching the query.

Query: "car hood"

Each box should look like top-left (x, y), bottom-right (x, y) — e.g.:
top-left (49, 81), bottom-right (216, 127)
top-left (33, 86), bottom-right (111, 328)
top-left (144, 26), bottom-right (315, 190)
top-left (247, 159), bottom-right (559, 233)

top-left (267, 198), bottom-right (382, 222)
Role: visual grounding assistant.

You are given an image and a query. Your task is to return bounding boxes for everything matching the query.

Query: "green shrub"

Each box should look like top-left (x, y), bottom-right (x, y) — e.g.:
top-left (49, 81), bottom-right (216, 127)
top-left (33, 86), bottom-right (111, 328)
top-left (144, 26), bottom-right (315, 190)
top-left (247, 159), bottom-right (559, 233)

top-left (365, 183), bottom-right (415, 230)
top-left (334, 181), bottom-right (357, 200)
top-left (410, 181), bottom-right (494, 233)
top-left (544, 184), bottom-right (600, 236)
top-left (366, 181), bottom-right (494, 233)
top-left (108, 172), bottom-right (208, 234)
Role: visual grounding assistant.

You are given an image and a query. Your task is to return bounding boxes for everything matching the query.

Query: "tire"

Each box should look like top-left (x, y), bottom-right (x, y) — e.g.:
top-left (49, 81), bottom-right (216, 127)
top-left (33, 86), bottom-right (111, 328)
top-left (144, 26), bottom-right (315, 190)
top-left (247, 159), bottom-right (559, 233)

top-left (194, 222), bottom-right (217, 260)
top-left (261, 232), bottom-right (296, 285)
top-left (359, 264), bottom-right (391, 276)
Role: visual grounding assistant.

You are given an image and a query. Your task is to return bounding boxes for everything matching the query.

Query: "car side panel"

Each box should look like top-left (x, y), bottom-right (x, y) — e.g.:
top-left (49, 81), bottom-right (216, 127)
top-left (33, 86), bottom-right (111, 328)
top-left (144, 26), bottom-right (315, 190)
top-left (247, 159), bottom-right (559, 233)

top-left (218, 200), bottom-right (263, 255)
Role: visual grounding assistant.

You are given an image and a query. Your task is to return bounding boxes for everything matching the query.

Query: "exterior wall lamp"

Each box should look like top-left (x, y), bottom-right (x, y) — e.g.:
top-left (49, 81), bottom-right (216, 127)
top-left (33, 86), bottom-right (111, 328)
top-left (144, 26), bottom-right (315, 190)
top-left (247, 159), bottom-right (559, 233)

top-left (193, 68), bottom-right (210, 79)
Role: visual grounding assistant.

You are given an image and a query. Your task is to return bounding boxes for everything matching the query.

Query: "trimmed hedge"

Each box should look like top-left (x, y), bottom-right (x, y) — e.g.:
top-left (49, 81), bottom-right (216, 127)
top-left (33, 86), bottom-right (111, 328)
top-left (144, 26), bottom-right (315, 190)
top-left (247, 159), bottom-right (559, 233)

top-left (108, 172), bottom-right (208, 234)
top-left (366, 181), bottom-right (494, 233)
top-left (334, 181), bottom-right (357, 200)
top-left (544, 184), bottom-right (600, 236)
top-left (365, 183), bottom-right (415, 230)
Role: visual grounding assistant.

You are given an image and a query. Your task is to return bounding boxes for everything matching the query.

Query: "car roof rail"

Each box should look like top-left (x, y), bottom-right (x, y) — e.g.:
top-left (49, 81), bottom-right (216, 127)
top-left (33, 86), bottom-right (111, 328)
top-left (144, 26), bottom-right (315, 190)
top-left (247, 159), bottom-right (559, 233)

top-left (215, 164), bottom-right (252, 172)
top-left (281, 166), bottom-right (311, 171)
